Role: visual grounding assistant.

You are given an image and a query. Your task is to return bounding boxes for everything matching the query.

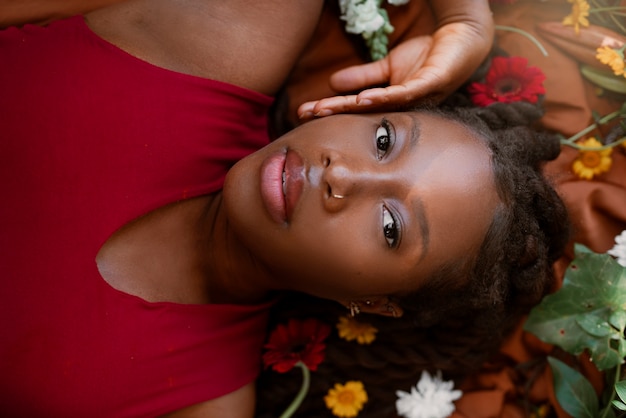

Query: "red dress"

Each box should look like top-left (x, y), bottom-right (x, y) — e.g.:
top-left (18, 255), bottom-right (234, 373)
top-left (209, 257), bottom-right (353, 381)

top-left (0, 16), bottom-right (273, 416)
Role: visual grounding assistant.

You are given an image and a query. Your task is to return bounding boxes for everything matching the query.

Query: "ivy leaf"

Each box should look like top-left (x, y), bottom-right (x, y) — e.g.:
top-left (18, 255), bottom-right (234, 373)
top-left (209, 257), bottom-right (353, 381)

top-left (525, 244), bottom-right (626, 370)
top-left (609, 311), bottom-right (626, 333)
top-left (576, 311), bottom-right (615, 337)
top-left (548, 357), bottom-right (599, 418)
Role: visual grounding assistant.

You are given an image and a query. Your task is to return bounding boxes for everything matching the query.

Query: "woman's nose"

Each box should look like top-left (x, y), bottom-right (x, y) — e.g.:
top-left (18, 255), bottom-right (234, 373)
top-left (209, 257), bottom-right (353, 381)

top-left (322, 155), bottom-right (397, 209)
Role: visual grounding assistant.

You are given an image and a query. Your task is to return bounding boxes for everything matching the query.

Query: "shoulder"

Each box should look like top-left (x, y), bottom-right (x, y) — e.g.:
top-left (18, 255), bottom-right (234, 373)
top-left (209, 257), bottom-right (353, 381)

top-left (162, 382), bottom-right (255, 418)
top-left (85, 0), bottom-right (324, 96)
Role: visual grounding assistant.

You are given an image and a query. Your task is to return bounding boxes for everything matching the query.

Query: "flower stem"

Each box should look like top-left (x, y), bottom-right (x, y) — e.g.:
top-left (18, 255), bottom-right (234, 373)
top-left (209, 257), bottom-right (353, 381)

top-left (600, 364), bottom-right (622, 418)
top-left (495, 25), bottom-right (548, 57)
top-left (589, 7), bottom-right (626, 13)
top-left (560, 110), bottom-right (623, 149)
top-left (562, 135), bottom-right (626, 151)
top-left (279, 362), bottom-right (310, 418)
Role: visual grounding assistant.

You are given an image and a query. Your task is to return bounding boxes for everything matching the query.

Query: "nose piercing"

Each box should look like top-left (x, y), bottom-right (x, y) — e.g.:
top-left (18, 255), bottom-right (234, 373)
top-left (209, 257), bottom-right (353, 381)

top-left (333, 194), bottom-right (345, 199)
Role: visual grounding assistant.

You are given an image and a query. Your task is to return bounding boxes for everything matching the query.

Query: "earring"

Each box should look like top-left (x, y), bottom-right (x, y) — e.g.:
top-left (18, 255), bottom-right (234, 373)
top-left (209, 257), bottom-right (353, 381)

top-left (385, 302), bottom-right (399, 318)
top-left (333, 194), bottom-right (345, 199)
top-left (348, 301), bottom-right (360, 317)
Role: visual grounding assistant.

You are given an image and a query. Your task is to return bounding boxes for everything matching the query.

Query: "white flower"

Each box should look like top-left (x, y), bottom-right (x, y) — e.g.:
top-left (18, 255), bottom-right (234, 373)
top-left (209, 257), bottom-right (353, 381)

top-left (395, 370), bottom-right (462, 418)
top-left (338, 0), bottom-right (350, 14)
top-left (340, 0), bottom-right (386, 36)
top-left (608, 230), bottom-right (626, 267)
top-left (387, 0), bottom-right (410, 5)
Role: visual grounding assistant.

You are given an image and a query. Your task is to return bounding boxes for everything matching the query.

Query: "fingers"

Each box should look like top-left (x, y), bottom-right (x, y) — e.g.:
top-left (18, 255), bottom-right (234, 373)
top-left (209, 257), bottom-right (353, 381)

top-left (296, 86), bottom-right (433, 121)
top-left (297, 95), bottom-right (362, 120)
top-left (296, 22), bottom-right (491, 121)
top-left (358, 71), bottom-right (446, 104)
top-left (328, 60), bottom-right (390, 93)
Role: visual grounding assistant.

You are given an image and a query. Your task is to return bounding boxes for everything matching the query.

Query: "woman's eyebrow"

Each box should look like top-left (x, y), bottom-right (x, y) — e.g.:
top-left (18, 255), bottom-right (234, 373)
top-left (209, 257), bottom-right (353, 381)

top-left (407, 112), bottom-right (422, 151)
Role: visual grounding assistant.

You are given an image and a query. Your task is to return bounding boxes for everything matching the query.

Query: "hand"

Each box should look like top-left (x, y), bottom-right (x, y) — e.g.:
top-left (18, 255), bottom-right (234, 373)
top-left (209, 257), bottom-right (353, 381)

top-left (297, 0), bottom-right (494, 120)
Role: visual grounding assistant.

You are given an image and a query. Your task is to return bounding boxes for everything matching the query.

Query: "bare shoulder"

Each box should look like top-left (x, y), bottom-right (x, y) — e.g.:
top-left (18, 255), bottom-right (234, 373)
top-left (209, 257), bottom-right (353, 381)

top-left (161, 382), bottom-right (256, 418)
top-left (85, 0), bottom-right (323, 95)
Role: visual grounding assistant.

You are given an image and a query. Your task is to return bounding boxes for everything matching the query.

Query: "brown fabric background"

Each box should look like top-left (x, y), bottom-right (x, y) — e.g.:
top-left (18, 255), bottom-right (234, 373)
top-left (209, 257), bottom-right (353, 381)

top-left (1, 0), bottom-right (624, 416)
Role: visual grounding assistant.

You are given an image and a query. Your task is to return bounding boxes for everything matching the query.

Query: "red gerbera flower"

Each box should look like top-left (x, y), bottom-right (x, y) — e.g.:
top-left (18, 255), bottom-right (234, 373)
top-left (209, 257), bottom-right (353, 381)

top-left (468, 56), bottom-right (546, 106)
top-left (262, 318), bottom-right (331, 373)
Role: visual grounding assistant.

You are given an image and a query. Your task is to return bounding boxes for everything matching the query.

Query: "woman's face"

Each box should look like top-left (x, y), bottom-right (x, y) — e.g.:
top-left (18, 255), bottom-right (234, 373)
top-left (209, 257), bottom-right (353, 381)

top-left (223, 111), bottom-right (500, 302)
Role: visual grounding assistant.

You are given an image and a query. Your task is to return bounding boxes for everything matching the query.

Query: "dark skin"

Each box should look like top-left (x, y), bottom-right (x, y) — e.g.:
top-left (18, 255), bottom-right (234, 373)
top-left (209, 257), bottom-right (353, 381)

top-left (90, 0), bottom-right (325, 415)
top-left (80, 0), bottom-right (496, 415)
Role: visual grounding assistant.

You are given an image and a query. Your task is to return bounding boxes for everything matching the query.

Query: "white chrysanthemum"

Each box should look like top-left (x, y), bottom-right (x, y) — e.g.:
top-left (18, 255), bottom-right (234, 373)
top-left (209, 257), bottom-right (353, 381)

top-left (395, 371), bottom-right (462, 418)
top-left (340, 0), bottom-right (385, 35)
top-left (608, 230), bottom-right (626, 267)
top-left (387, 0), bottom-right (410, 5)
top-left (338, 0), bottom-right (350, 14)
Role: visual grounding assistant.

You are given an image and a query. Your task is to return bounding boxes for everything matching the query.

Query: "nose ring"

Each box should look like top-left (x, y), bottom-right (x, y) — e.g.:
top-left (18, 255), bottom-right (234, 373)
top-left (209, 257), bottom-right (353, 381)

top-left (333, 194), bottom-right (345, 199)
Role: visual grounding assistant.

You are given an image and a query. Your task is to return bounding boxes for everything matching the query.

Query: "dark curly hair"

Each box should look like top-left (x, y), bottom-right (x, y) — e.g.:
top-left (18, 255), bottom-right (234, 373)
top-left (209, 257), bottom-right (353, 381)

top-left (256, 95), bottom-right (571, 417)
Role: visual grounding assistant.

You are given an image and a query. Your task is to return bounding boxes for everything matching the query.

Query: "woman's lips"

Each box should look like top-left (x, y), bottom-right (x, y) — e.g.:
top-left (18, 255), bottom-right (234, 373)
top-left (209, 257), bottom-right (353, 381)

top-left (284, 150), bottom-right (304, 221)
top-left (260, 150), bottom-right (287, 224)
top-left (260, 149), bottom-right (304, 224)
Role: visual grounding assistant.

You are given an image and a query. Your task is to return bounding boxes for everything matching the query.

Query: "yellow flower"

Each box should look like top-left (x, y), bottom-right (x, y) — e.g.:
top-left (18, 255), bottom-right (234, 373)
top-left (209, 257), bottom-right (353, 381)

top-left (562, 0), bottom-right (590, 34)
top-left (596, 45), bottom-right (626, 78)
top-left (572, 137), bottom-right (613, 180)
top-left (324, 381), bottom-right (368, 417)
top-left (336, 316), bottom-right (378, 345)
top-left (530, 404), bottom-right (551, 418)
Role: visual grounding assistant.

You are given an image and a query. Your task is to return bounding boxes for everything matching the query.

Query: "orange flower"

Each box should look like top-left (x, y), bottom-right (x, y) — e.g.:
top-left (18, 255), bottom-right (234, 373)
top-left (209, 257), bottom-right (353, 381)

top-left (325, 381), bottom-right (368, 417)
top-left (571, 137), bottom-right (612, 180)
top-left (562, 0), bottom-right (590, 34)
top-left (596, 45), bottom-right (626, 78)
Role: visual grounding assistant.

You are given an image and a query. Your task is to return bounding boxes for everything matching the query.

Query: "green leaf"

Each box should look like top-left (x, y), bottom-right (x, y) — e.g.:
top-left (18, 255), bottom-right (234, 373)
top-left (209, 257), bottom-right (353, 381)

top-left (576, 312), bottom-right (615, 337)
top-left (618, 339), bottom-right (626, 359)
top-left (610, 311), bottom-right (626, 333)
top-left (548, 357), bottom-right (599, 418)
top-left (581, 65), bottom-right (626, 95)
top-left (611, 400), bottom-right (626, 411)
top-left (615, 380), bottom-right (626, 404)
top-left (525, 245), bottom-right (626, 370)
top-left (575, 243), bottom-right (595, 255)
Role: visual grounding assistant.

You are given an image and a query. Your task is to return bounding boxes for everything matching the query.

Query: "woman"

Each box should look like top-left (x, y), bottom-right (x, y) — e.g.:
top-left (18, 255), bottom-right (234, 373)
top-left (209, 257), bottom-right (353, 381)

top-left (0, 0), bottom-right (567, 416)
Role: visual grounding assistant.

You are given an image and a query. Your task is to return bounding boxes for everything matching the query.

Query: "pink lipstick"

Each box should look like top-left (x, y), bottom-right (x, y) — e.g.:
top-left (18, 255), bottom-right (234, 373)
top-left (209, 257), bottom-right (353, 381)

top-left (260, 150), bottom-right (287, 224)
top-left (284, 150), bottom-right (304, 221)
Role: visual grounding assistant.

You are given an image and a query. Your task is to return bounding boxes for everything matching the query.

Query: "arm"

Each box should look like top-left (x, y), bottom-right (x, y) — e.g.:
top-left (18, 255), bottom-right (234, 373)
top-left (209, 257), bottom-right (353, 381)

top-left (298, 0), bottom-right (494, 119)
top-left (161, 382), bottom-right (256, 418)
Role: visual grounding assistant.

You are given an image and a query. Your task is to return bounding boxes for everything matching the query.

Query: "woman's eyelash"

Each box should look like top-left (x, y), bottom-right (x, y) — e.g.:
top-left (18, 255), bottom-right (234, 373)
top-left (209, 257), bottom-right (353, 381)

top-left (382, 205), bottom-right (401, 248)
top-left (375, 118), bottom-right (393, 160)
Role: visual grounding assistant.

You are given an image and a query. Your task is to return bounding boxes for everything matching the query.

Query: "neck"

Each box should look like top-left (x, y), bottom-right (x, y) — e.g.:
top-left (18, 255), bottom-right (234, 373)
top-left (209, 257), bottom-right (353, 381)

top-left (197, 193), bottom-right (276, 305)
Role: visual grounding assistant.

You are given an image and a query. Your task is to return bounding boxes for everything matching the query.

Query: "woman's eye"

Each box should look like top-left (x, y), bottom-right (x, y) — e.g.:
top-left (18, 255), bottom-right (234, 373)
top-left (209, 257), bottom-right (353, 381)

top-left (382, 206), bottom-right (399, 248)
top-left (375, 119), bottom-right (392, 160)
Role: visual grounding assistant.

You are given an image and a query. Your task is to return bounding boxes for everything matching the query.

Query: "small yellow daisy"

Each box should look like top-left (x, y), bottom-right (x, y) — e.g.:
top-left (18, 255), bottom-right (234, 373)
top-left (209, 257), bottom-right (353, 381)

top-left (596, 45), bottom-right (625, 77)
top-left (572, 137), bottom-right (613, 180)
top-left (562, 0), bottom-right (590, 34)
top-left (530, 404), bottom-right (551, 418)
top-left (324, 381), bottom-right (368, 418)
top-left (336, 316), bottom-right (378, 345)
